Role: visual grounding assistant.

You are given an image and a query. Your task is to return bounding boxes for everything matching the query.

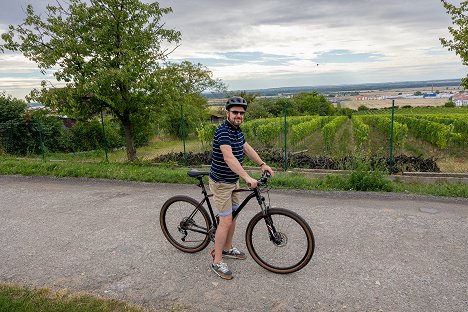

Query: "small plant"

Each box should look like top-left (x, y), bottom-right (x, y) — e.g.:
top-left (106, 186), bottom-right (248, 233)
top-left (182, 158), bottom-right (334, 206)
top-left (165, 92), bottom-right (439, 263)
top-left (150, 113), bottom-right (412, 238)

top-left (347, 158), bottom-right (393, 192)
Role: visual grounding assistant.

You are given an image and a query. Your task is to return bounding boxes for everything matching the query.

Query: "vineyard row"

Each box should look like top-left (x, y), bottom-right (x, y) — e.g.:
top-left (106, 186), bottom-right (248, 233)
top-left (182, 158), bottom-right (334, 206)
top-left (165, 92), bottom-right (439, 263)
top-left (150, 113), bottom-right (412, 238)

top-left (196, 114), bottom-right (468, 149)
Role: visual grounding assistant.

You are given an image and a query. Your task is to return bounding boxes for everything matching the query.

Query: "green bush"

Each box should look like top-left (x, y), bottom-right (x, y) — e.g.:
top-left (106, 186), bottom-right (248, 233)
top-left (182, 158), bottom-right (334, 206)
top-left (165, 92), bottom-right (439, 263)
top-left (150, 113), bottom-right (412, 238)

top-left (64, 119), bottom-right (124, 152)
top-left (347, 160), bottom-right (392, 191)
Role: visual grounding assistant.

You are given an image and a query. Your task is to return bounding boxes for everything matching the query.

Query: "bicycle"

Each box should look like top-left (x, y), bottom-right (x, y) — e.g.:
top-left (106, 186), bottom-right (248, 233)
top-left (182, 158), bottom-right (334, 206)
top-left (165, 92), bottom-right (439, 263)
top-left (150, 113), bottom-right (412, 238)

top-left (160, 169), bottom-right (315, 274)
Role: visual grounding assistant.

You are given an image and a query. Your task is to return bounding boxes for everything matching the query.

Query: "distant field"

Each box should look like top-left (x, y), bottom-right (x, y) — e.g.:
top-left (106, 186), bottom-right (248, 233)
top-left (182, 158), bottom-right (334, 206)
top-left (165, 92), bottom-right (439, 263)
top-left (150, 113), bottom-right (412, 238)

top-left (341, 98), bottom-right (449, 110)
top-left (339, 84), bottom-right (462, 109)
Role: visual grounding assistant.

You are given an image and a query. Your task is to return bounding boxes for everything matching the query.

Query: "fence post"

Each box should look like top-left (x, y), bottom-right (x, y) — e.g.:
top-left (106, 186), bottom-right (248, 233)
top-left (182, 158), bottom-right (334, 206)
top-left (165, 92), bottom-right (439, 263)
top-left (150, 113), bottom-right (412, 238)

top-left (38, 120), bottom-right (45, 161)
top-left (389, 100), bottom-right (395, 174)
top-left (283, 102), bottom-right (287, 170)
top-left (324, 126), bottom-right (328, 155)
top-left (100, 107), bottom-right (109, 162)
top-left (181, 103), bottom-right (187, 166)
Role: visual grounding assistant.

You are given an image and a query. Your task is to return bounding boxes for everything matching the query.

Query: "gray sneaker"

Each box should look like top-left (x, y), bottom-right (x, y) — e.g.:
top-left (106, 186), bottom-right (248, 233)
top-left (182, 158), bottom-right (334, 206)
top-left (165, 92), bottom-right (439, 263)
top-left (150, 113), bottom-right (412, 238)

top-left (222, 247), bottom-right (246, 260)
top-left (211, 261), bottom-right (233, 280)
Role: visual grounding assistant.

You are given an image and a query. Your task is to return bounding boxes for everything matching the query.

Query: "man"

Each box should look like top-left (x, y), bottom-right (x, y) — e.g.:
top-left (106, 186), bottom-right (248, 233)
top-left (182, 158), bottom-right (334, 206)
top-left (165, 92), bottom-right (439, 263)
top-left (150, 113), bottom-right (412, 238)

top-left (209, 96), bottom-right (274, 279)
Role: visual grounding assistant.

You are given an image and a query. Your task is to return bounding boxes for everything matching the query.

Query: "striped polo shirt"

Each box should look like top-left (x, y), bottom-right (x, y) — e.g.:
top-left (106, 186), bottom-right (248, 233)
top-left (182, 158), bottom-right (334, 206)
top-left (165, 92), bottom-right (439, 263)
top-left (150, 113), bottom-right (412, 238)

top-left (210, 120), bottom-right (245, 183)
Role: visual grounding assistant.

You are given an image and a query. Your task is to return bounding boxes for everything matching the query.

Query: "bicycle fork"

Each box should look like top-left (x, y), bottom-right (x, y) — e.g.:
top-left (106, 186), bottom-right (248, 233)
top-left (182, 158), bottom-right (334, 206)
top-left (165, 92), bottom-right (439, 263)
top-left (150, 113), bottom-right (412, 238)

top-left (255, 189), bottom-right (283, 246)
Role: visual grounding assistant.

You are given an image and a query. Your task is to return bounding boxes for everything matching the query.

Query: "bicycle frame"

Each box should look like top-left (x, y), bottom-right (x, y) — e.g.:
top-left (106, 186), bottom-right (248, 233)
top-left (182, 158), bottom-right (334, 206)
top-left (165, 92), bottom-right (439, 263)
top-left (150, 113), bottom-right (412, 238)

top-left (191, 175), bottom-right (269, 234)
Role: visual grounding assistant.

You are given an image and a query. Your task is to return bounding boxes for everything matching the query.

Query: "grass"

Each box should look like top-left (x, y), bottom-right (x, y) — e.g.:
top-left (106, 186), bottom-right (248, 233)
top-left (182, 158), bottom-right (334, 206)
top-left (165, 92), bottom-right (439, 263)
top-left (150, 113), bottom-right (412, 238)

top-left (1, 156), bottom-right (467, 198)
top-left (0, 284), bottom-right (150, 312)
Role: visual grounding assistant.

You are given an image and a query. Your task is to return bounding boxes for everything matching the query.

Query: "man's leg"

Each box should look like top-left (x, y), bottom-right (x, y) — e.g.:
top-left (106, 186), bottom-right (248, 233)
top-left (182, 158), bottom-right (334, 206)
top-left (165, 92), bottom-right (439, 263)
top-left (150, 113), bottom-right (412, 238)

top-left (224, 217), bottom-right (236, 251)
top-left (213, 214), bottom-right (232, 263)
top-left (224, 184), bottom-right (240, 251)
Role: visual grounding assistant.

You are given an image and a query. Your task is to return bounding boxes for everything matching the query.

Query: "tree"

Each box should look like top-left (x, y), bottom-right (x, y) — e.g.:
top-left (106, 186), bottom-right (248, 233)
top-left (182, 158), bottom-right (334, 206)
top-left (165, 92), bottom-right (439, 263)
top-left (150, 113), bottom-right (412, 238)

top-left (0, 93), bottom-right (27, 154)
top-left (440, 0), bottom-right (468, 89)
top-left (292, 92), bottom-right (336, 116)
top-left (168, 61), bottom-right (226, 95)
top-left (154, 61), bottom-right (226, 138)
top-left (1, 0), bottom-right (181, 161)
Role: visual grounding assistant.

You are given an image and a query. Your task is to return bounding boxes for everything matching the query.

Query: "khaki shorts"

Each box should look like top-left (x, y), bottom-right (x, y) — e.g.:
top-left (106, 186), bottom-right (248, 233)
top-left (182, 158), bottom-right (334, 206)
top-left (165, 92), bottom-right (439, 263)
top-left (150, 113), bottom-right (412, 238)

top-left (209, 178), bottom-right (241, 217)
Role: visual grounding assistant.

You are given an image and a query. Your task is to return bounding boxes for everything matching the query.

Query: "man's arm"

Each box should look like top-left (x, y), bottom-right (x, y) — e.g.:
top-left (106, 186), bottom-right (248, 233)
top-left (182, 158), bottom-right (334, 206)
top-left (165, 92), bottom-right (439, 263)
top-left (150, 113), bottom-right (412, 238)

top-left (220, 144), bottom-right (258, 188)
top-left (243, 142), bottom-right (274, 176)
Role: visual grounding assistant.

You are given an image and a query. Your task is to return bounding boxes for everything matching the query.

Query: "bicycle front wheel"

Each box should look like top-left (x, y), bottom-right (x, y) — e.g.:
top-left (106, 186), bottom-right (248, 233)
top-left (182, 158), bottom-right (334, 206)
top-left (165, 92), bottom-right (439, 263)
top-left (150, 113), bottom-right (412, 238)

top-left (160, 195), bottom-right (211, 253)
top-left (246, 208), bottom-right (315, 274)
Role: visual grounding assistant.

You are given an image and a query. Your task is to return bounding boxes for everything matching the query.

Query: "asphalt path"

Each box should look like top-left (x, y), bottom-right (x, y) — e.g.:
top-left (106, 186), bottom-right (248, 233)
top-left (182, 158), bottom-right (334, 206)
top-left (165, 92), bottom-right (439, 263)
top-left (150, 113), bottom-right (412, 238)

top-left (0, 175), bottom-right (467, 312)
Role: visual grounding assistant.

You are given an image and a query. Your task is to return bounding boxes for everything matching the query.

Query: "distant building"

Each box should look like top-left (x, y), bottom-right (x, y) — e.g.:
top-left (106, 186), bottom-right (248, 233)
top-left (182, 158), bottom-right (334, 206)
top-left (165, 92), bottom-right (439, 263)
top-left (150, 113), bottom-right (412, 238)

top-left (27, 102), bottom-right (46, 110)
top-left (356, 95), bottom-right (385, 100)
top-left (452, 94), bottom-right (468, 107)
top-left (210, 114), bottom-right (224, 123)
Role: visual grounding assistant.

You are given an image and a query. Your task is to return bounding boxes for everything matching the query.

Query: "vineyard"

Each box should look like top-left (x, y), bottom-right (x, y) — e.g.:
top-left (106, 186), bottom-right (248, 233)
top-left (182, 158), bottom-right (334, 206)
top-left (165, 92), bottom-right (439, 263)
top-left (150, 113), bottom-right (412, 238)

top-left (194, 107), bottom-right (468, 173)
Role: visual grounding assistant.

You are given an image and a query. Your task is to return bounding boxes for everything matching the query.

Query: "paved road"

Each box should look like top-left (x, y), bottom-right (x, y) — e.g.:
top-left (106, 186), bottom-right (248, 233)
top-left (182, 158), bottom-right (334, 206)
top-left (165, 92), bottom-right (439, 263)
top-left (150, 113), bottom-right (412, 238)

top-left (0, 175), bottom-right (467, 312)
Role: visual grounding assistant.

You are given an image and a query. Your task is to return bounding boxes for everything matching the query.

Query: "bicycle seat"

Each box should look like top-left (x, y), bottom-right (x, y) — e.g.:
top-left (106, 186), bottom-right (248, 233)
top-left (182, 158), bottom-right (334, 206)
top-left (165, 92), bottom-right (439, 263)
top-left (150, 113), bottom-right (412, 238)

top-left (187, 169), bottom-right (210, 178)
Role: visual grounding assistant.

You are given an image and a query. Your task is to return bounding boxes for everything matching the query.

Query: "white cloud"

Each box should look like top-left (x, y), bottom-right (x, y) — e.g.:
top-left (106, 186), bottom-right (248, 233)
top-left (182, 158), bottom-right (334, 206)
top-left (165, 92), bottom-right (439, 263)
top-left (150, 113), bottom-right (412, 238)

top-left (0, 0), bottom-right (466, 97)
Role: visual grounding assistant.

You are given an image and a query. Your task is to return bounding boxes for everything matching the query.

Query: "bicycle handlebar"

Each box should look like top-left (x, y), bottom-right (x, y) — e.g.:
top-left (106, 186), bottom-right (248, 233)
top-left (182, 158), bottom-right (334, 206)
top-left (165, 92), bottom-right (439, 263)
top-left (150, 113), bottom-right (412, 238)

top-left (256, 171), bottom-right (271, 187)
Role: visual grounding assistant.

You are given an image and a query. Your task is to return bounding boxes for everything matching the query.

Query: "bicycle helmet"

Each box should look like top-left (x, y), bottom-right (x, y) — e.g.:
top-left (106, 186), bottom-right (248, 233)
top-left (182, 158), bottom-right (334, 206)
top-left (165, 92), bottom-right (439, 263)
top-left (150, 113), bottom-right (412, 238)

top-left (225, 96), bottom-right (248, 111)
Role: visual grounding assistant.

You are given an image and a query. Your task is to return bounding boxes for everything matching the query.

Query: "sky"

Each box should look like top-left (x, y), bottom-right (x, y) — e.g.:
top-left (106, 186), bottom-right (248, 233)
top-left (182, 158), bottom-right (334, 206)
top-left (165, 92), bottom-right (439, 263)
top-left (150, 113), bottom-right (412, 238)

top-left (0, 0), bottom-right (466, 99)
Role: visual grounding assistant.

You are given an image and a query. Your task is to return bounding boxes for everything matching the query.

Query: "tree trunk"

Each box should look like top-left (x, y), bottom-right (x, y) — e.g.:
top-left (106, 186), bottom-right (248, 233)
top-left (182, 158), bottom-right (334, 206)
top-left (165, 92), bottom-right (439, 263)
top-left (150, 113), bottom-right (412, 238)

top-left (122, 116), bottom-right (137, 161)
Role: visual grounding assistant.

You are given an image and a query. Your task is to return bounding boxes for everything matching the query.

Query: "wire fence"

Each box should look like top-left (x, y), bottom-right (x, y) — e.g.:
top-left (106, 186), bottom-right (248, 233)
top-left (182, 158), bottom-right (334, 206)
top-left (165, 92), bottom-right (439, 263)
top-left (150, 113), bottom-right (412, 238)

top-left (192, 101), bottom-right (467, 172)
top-left (1, 101), bottom-right (467, 173)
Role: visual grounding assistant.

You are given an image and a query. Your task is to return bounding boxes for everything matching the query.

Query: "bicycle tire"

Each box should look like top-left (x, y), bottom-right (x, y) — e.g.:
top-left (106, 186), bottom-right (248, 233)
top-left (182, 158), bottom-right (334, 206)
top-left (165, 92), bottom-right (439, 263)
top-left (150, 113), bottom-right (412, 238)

top-left (160, 195), bottom-right (211, 253)
top-left (246, 208), bottom-right (315, 274)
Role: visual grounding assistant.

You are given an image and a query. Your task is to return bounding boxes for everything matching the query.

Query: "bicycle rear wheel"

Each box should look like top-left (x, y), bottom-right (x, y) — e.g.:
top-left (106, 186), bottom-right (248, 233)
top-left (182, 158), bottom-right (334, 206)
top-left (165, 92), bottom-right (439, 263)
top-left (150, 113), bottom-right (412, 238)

top-left (246, 208), bottom-right (314, 274)
top-left (160, 195), bottom-right (211, 253)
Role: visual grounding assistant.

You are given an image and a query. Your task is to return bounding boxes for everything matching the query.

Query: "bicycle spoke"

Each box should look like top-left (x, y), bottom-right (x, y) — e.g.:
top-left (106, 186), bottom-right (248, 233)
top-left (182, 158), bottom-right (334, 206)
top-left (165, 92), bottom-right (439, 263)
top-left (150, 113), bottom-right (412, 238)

top-left (248, 209), bottom-right (313, 272)
top-left (161, 197), bottom-right (210, 252)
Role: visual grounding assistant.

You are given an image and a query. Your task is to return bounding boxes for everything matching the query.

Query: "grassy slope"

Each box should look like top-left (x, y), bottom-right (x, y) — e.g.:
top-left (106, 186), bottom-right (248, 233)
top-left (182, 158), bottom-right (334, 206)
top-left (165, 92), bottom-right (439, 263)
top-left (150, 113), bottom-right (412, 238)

top-left (1, 157), bottom-right (467, 198)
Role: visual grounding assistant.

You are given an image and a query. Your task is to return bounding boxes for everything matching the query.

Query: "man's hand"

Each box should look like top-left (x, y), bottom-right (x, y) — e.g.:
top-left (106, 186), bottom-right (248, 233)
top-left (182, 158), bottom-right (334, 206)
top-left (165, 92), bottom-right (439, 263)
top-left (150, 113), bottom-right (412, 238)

top-left (261, 164), bottom-right (274, 177)
top-left (246, 176), bottom-right (258, 189)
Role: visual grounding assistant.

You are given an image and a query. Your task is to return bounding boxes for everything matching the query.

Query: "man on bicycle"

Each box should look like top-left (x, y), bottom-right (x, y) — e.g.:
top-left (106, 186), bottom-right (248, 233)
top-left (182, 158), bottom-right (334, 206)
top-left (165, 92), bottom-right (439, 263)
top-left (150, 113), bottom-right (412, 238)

top-left (209, 96), bottom-right (274, 279)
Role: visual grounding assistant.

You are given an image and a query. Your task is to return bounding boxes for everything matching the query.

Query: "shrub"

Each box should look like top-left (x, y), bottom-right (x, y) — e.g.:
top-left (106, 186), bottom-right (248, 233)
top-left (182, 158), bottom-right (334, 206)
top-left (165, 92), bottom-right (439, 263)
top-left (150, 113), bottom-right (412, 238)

top-left (347, 160), bottom-right (392, 191)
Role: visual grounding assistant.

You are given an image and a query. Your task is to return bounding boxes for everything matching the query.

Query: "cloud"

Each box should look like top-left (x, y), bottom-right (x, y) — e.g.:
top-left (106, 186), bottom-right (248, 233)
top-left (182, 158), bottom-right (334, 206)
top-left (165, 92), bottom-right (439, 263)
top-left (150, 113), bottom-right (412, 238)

top-left (0, 0), bottom-right (465, 97)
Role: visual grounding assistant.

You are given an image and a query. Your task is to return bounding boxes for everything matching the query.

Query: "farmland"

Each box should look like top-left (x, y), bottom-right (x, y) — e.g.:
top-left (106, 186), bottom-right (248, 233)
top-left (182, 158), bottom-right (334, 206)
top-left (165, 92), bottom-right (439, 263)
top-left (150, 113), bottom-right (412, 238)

top-left (196, 106), bottom-right (468, 173)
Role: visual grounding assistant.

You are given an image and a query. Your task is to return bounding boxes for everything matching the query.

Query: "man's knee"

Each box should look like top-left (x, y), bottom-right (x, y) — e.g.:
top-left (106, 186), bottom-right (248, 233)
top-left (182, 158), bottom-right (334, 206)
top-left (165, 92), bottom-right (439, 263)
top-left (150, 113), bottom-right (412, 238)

top-left (218, 215), bottom-right (233, 228)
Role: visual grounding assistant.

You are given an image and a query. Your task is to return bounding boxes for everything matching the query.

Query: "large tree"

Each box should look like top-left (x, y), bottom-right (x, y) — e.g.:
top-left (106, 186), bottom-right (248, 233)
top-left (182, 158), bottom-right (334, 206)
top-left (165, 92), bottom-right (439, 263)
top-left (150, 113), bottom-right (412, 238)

top-left (440, 0), bottom-right (468, 89)
top-left (1, 0), bottom-right (181, 161)
top-left (153, 61), bottom-right (226, 138)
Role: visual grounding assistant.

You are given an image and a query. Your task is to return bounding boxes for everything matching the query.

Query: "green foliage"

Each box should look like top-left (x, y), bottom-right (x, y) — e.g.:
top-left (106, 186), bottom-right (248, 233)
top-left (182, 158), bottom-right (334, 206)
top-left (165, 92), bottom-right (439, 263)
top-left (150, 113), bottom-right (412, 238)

top-left (26, 111), bottom-right (67, 154)
top-left (358, 105), bottom-right (369, 111)
top-left (352, 116), bottom-right (370, 147)
top-left (256, 118), bottom-right (285, 147)
top-left (160, 94), bottom-right (208, 138)
top-left (0, 94), bottom-right (68, 155)
top-left (347, 160), bottom-right (393, 192)
top-left (445, 101), bottom-right (456, 107)
top-left (65, 119), bottom-right (124, 152)
top-left (440, 0), bottom-right (468, 89)
top-left (1, 0), bottom-right (181, 161)
top-left (394, 115), bottom-right (462, 148)
top-left (0, 93), bottom-right (28, 154)
top-left (360, 115), bottom-right (408, 147)
top-left (167, 61), bottom-right (227, 94)
top-left (0, 93), bottom-right (26, 122)
top-left (196, 123), bottom-right (217, 146)
top-left (242, 92), bottom-right (334, 119)
top-left (292, 92), bottom-right (336, 115)
top-left (291, 117), bottom-right (324, 143)
top-left (322, 116), bottom-right (348, 150)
